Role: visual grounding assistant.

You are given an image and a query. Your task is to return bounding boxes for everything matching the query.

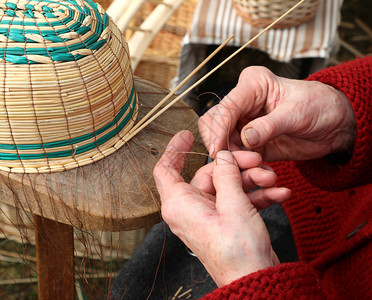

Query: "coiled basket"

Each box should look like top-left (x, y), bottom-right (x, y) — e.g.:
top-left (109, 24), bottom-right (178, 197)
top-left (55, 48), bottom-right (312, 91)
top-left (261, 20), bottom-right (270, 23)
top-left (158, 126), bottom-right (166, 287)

top-left (232, 0), bottom-right (320, 28)
top-left (0, 0), bottom-right (137, 173)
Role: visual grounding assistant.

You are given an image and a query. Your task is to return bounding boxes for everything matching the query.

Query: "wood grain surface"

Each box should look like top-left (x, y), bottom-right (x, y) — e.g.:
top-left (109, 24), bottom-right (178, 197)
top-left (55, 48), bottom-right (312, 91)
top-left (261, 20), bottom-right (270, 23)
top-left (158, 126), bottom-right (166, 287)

top-left (35, 215), bottom-right (74, 300)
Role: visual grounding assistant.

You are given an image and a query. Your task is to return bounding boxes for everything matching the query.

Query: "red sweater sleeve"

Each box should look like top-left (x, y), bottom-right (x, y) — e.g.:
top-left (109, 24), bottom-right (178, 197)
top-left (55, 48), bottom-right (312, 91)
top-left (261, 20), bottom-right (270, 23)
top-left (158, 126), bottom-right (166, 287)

top-left (202, 263), bottom-right (324, 299)
top-left (201, 58), bottom-right (372, 299)
top-left (297, 57), bottom-right (372, 191)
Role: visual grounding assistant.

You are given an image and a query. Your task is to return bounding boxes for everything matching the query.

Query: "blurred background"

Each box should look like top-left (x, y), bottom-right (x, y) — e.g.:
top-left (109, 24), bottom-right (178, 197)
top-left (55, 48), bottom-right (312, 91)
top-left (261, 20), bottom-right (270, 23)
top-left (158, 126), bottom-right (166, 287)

top-left (0, 0), bottom-right (370, 299)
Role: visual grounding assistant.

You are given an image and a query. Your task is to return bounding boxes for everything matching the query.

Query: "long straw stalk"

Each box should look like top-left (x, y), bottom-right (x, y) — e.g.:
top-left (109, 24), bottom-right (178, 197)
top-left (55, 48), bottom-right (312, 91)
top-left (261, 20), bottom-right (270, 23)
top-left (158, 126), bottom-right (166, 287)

top-left (124, 0), bottom-right (306, 142)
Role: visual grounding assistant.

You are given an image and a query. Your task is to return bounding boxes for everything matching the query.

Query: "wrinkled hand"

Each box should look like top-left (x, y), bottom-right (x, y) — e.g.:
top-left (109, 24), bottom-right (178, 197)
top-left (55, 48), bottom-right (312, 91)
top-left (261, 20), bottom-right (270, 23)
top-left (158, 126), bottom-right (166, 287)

top-left (199, 66), bottom-right (356, 161)
top-left (153, 130), bottom-right (291, 287)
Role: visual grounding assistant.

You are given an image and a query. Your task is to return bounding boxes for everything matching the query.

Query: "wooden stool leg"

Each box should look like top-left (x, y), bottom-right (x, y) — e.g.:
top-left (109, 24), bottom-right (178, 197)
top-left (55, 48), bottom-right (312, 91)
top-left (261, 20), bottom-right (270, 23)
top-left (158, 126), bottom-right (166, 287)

top-left (34, 215), bottom-right (75, 300)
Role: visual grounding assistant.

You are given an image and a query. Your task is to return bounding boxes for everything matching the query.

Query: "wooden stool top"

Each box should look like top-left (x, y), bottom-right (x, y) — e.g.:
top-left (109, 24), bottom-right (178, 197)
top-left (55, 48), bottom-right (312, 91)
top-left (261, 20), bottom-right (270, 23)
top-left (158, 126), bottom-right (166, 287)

top-left (0, 78), bottom-right (206, 231)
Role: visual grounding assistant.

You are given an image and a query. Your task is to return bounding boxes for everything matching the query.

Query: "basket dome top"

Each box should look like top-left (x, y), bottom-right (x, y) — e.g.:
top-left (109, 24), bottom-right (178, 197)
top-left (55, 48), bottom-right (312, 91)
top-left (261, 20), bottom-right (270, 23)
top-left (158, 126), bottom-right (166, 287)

top-left (0, 0), bottom-right (110, 64)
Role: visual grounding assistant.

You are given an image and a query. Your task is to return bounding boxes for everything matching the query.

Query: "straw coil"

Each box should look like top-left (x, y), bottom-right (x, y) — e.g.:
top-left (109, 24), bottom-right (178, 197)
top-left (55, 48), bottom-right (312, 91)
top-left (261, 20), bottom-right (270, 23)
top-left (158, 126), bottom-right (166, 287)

top-left (232, 0), bottom-right (320, 28)
top-left (0, 0), bottom-right (137, 173)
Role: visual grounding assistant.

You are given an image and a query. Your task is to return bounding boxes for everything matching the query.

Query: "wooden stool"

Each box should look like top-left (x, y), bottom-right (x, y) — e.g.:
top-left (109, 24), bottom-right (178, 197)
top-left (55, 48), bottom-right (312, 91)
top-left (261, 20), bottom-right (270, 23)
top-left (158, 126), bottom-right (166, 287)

top-left (0, 78), bottom-right (206, 300)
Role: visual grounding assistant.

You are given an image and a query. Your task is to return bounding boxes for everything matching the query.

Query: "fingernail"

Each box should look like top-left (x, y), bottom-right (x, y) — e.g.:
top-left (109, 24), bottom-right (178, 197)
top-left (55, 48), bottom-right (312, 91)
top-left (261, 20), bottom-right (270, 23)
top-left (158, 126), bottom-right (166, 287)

top-left (244, 128), bottom-right (259, 147)
top-left (265, 170), bottom-right (277, 177)
top-left (216, 150), bottom-right (235, 165)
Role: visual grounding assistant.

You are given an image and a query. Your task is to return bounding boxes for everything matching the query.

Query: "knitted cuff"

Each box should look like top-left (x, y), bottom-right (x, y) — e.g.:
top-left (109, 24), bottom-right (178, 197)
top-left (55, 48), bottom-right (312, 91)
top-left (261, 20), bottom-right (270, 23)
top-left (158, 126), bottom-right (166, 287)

top-left (202, 263), bottom-right (324, 299)
top-left (297, 57), bottom-right (372, 191)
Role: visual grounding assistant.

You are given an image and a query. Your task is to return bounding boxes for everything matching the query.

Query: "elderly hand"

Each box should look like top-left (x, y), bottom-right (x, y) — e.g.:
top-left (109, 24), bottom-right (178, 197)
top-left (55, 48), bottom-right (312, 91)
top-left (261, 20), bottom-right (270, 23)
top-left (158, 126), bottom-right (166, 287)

top-left (199, 66), bottom-right (356, 161)
top-left (153, 130), bottom-right (291, 287)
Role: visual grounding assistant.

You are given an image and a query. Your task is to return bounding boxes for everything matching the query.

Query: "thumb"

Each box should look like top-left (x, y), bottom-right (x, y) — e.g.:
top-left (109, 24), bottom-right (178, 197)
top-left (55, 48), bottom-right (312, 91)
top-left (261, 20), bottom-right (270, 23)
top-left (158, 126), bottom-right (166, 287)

top-left (213, 151), bottom-right (248, 214)
top-left (241, 107), bottom-right (293, 150)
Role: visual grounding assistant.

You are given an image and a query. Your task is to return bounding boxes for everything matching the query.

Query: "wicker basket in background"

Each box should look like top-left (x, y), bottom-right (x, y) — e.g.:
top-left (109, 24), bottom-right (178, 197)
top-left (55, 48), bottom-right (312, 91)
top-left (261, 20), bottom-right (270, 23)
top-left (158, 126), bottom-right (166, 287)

top-left (130, 0), bottom-right (198, 88)
top-left (232, 0), bottom-right (320, 28)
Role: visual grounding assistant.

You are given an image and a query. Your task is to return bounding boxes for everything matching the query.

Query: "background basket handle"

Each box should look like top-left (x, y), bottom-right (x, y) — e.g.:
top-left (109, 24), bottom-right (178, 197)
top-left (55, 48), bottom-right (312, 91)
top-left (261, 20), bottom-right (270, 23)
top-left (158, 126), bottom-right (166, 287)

top-left (107, 0), bottom-right (147, 31)
top-left (107, 0), bottom-right (187, 71)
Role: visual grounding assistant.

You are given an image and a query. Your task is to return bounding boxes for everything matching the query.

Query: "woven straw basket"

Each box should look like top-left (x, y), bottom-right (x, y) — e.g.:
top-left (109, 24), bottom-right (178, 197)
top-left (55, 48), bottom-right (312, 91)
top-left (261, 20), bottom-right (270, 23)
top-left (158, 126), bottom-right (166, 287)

top-left (131, 0), bottom-right (198, 88)
top-left (232, 0), bottom-right (320, 28)
top-left (0, 0), bottom-right (137, 173)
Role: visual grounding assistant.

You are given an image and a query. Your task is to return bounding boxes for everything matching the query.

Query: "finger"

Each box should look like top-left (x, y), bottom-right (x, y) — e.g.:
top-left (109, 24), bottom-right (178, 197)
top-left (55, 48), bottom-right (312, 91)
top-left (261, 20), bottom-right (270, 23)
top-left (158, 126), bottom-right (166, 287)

top-left (231, 151), bottom-right (262, 169)
top-left (198, 103), bottom-right (236, 157)
top-left (229, 129), bottom-right (242, 151)
top-left (198, 84), bottom-right (253, 157)
top-left (153, 130), bottom-right (194, 198)
top-left (228, 141), bottom-right (241, 152)
top-left (247, 187), bottom-right (291, 210)
top-left (260, 136), bottom-right (318, 162)
top-left (191, 151), bottom-right (263, 194)
top-left (241, 168), bottom-right (277, 193)
top-left (227, 129), bottom-right (242, 152)
top-left (199, 67), bottom-right (280, 157)
top-left (261, 164), bottom-right (274, 173)
top-left (190, 163), bottom-right (215, 195)
top-left (241, 105), bottom-right (295, 151)
top-left (213, 151), bottom-right (249, 214)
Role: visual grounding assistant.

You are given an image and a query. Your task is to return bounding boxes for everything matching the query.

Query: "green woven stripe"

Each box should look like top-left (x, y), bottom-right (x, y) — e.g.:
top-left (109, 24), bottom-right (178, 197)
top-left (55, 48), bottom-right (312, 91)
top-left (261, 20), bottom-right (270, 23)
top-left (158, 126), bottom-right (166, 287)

top-left (0, 0), bottom-right (109, 63)
top-left (0, 86), bottom-right (137, 160)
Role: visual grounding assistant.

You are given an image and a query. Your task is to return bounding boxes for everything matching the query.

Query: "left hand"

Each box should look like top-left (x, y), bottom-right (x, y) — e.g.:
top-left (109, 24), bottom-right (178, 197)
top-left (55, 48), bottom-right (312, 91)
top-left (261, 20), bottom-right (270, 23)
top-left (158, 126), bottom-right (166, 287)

top-left (153, 130), bottom-right (291, 287)
top-left (198, 66), bottom-right (356, 161)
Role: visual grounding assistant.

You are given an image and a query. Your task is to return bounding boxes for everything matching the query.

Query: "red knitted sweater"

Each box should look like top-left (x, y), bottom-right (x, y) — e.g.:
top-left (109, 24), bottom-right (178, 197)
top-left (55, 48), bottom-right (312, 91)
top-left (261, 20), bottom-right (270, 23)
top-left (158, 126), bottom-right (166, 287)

top-left (203, 57), bottom-right (372, 299)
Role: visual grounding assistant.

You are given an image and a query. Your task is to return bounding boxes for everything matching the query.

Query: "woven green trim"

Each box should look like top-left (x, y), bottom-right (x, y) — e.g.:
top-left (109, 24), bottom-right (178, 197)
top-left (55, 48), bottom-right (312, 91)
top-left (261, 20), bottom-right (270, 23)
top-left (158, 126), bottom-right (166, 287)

top-left (0, 0), bottom-right (109, 63)
top-left (0, 86), bottom-right (137, 160)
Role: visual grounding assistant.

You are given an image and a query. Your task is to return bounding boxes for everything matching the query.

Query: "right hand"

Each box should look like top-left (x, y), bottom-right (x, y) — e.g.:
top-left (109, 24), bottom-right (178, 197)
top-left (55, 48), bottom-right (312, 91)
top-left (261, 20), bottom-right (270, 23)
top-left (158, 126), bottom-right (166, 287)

top-left (154, 131), bottom-right (291, 287)
top-left (198, 66), bottom-right (356, 162)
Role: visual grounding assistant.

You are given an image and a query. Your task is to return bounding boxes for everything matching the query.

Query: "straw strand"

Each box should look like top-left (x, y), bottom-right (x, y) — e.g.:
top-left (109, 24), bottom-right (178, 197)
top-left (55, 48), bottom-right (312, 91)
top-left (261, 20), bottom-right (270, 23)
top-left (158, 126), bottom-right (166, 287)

top-left (127, 34), bottom-right (235, 137)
